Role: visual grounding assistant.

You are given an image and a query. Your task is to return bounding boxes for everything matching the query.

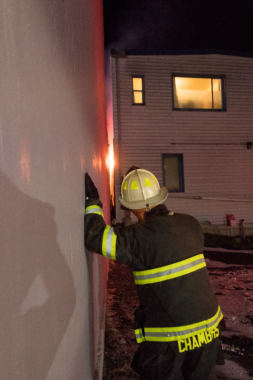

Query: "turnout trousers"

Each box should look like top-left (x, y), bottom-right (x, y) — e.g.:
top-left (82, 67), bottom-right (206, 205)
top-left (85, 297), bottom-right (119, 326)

top-left (131, 339), bottom-right (219, 380)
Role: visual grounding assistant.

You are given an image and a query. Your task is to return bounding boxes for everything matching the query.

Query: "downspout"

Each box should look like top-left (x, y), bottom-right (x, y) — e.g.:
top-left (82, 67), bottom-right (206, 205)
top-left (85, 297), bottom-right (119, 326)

top-left (115, 55), bottom-right (122, 181)
top-left (113, 52), bottom-right (125, 219)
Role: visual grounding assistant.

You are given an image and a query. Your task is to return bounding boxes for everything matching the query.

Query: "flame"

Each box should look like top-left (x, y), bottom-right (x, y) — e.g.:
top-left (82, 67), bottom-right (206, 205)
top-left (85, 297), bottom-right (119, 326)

top-left (106, 144), bottom-right (115, 205)
top-left (106, 144), bottom-right (114, 173)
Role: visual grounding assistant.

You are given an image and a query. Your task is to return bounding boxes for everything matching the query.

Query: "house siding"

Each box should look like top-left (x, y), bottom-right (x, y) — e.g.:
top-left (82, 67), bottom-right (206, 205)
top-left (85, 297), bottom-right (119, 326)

top-left (112, 54), bottom-right (253, 224)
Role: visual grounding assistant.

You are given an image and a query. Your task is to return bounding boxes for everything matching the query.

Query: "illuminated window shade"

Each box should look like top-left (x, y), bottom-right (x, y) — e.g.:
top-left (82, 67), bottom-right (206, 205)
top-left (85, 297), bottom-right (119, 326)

top-left (212, 79), bottom-right (222, 109)
top-left (162, 154), bottom-right (184, 192)
top-left (173, 76), bottom-right (224, 110)
top-left (133, 91), bottom-right (143, 104)
top-left (132, 76), bottom-right (145, 105)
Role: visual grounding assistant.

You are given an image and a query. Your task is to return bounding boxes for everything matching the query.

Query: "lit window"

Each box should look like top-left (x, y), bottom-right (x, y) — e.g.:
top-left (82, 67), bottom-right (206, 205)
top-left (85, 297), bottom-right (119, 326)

top-left (132, 76), bottom-right (145, 105)
top-left (162, 154), bottom-right (184, 192)
top-left (173, 76), bottom-right (225, 110)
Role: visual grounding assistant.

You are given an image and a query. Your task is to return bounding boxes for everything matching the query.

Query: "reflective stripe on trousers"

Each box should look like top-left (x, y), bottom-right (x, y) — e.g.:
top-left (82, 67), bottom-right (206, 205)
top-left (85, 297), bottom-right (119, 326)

top-left (135, 306), bottom-right (223, 343)
top-left (133, 253), bottom-right (206, 285)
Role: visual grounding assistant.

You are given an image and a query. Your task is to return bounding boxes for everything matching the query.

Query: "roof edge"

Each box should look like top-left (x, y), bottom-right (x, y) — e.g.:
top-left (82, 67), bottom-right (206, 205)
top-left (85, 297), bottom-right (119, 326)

top-left (111, 48), bottom-right (253, 58)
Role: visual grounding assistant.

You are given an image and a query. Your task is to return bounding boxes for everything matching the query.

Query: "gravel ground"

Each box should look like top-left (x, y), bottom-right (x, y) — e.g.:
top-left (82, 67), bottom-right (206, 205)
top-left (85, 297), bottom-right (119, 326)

top-left (103, 252), bottom-right (253, 380)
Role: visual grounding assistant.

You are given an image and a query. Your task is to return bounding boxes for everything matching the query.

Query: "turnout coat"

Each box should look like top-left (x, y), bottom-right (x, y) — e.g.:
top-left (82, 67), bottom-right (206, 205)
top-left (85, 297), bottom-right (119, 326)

top-left (85, 201), bottom-right (223, 352)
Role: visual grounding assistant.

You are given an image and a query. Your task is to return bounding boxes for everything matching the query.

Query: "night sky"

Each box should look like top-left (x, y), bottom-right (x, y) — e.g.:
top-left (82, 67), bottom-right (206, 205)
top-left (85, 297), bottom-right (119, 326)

top-left (104, 0), bottom-right (253, 53)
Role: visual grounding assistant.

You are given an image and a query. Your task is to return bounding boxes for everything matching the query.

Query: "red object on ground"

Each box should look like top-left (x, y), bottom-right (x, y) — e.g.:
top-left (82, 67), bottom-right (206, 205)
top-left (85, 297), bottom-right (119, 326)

top-left (227, 214), bottom-right (236, 226)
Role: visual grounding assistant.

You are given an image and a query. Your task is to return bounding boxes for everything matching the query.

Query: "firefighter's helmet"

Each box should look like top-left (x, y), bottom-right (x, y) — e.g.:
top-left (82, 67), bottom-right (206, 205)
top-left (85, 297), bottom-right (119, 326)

top-left (119, 169), bottom-right (168, 210)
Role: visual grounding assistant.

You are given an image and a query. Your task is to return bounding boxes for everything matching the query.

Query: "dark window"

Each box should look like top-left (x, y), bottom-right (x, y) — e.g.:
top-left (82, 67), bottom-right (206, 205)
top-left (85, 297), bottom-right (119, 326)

top-left (172, 75), bottom-right (225, 111)
top-left (162, 154), bottom-right (184, 192)
top-left (132, 76), bottom-right (145, 105)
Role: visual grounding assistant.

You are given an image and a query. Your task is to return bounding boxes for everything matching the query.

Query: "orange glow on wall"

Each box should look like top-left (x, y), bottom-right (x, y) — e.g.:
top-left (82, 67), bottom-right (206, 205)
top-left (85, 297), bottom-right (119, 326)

top-left (20, 144), bottom-right (31, 183)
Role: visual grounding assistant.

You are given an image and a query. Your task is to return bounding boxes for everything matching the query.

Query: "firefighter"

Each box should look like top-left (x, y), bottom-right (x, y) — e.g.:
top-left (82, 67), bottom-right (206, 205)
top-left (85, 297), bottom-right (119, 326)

top-left (85, 169), bottom-right (224, 380)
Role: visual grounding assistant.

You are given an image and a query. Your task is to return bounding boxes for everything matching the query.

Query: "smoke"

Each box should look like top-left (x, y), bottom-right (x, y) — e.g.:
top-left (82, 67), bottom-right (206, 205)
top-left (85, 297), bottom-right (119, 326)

top-left (104, 0), bottom-right (253, 52)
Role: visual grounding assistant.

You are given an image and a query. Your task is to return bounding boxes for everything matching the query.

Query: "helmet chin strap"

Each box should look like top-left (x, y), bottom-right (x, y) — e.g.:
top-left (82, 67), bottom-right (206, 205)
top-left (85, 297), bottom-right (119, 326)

top-left (145, 203), bottom-right (151, 212)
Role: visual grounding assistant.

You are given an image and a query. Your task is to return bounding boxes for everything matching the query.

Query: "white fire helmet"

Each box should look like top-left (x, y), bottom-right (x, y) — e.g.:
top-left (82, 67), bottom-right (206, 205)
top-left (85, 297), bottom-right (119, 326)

top-left (119, 169), bottom-right (168, 210)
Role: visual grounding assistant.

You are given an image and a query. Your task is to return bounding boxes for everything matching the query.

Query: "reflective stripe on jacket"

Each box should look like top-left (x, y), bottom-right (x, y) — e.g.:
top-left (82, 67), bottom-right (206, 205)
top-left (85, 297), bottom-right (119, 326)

top-left (85, 205), bottom-right (117, 260)
top-left (133, 253), bottom-right (206, 285)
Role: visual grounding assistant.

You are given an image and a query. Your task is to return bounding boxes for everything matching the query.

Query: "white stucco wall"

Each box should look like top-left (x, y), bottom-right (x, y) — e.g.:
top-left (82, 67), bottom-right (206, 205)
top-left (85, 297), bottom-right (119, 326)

top-left (0, 1), bottom-right (108, 379)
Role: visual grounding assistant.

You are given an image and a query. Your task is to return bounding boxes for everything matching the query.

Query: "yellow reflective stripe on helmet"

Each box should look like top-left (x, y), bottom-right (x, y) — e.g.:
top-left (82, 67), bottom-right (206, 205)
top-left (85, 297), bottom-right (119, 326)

top-left (102, 225), bottom-right (117, 260)
top-left (133, 254), bottom-right (206, 285)
top-left (131, 180), bottom-right (139, 190)
top-left (123, 180), bottom-right (128, 190)
top-left (144, 177), bottom-right (153, 187)
top-left (85, 205), bottom-right (104, 217)
top-left (134, 306), bottom-right (223, 343)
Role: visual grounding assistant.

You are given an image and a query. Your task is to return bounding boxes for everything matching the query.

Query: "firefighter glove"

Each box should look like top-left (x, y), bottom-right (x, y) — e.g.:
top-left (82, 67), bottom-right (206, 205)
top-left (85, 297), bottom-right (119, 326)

top-left (85, 173), bottom-right (99, 200)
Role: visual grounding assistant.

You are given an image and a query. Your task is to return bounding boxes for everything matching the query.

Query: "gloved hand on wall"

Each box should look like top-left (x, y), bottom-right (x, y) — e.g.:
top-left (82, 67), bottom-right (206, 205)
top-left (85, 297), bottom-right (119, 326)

top-left (85, 173), bottom-right (99, 202)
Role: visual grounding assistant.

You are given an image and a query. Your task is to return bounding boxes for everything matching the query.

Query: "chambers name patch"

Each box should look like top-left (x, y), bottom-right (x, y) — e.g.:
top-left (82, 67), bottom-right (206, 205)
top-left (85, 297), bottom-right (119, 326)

top-left (178, 328), bottom-right (219, 353)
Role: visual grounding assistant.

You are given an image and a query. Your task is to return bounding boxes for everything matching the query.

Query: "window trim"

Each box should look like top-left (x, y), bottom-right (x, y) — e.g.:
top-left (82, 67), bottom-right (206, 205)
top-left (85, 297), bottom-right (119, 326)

top-left (162, 153), bottom-right (185, 193)
top-left (132, 75), bottom-right (145, 105)
top-left (172, 74), bottom-right (226, 112)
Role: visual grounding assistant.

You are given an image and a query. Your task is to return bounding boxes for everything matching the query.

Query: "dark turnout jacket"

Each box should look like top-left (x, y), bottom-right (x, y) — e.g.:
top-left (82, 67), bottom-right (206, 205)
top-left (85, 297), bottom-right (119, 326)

top-left (85, 201), bottom-right (223, 349)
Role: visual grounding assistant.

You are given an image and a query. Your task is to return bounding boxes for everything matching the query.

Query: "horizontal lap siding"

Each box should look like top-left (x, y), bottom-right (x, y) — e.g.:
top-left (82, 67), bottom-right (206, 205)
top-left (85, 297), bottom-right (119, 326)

top-left (164, 197), bottom-right (253, 225)
top-left (112, 54), bottom-right (253, 224)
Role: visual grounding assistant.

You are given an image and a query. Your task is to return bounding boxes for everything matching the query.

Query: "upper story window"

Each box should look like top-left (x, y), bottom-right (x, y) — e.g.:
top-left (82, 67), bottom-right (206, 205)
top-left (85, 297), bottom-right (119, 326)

top-left (132, 76), bottom-right (145, 105)
top-left (172, 75), bottom-right (225, 111)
